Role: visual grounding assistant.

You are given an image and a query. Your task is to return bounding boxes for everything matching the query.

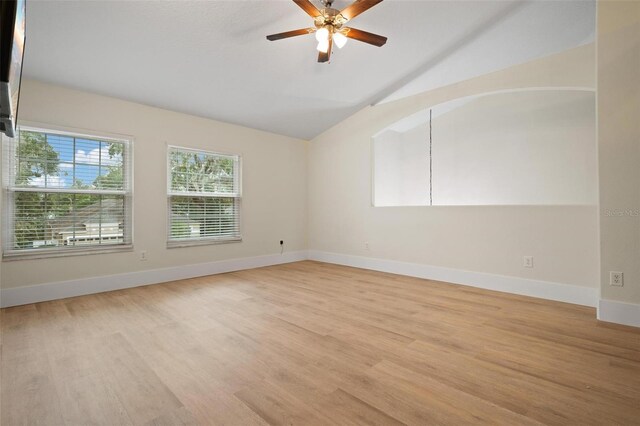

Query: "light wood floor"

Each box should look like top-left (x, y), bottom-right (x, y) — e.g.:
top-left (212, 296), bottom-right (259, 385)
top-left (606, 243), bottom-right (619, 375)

top-left (2, 261), bottom-right (640, 425)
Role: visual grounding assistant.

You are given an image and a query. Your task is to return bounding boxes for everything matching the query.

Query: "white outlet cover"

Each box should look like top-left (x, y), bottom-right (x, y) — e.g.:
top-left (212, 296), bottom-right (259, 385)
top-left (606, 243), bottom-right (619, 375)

top-left (523, 256), bottom-right (534, 268)
top-left (610, 271), bottom-right (624, 286)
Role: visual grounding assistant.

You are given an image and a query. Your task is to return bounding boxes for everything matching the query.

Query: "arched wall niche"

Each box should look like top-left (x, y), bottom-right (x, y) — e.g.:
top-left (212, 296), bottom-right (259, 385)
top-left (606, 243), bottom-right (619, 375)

top-left (373, 87), bottom-right (597, 206)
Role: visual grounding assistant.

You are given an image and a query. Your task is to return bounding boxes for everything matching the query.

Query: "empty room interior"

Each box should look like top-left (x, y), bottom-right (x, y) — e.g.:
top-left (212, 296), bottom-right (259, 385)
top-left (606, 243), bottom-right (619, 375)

top-left (1, 0), bottom-right (639, 424)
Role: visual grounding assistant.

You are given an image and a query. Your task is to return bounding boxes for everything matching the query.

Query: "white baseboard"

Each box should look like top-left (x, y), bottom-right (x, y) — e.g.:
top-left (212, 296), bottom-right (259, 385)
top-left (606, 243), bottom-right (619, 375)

top-left (598, 299), bottom-right (640, 328)
top-left (308, 250), bottom-right (599, 307)
top-left (0, 250), bottom-right (308, 308)
top-left (0, 249), bottom-right (602, 312)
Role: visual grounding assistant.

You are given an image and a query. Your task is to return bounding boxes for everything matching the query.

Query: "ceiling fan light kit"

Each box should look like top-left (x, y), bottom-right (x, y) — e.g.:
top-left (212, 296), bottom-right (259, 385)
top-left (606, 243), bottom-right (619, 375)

top-left (267, 0), bottom-right (387, 63)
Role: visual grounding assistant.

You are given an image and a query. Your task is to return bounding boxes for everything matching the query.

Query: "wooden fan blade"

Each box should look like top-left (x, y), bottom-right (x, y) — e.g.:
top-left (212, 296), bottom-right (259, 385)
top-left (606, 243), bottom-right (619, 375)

top-left (267, 28), bottom-right (315, 41)
top-left (343, 27), bottom-right (387, 46)
top-left (340, 0), bottom-right (383, 21)
top-left (293, 0), bottom-right (322, 17)
top-left (318, 37), bottom-right (333, 63)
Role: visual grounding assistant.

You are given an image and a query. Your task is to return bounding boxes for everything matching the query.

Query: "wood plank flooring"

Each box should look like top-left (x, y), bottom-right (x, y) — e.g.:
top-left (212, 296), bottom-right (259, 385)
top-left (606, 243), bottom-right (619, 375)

top-left (2, 260), bottom-right (640, 425)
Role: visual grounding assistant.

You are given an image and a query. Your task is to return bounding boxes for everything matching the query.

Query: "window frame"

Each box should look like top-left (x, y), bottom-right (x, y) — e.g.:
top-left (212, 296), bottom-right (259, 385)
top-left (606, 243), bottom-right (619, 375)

top-left (166, 145), bottom-right (242, 248)
top-left (2, 124), bottom-right (134, 260)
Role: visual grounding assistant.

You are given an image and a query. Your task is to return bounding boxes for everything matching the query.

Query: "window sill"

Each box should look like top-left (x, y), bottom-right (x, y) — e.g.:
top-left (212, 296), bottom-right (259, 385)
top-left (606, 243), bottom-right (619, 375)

top-left (166, 237), bottom-right (242, 249)
top-left (2, 245), bottom-right (134, 261)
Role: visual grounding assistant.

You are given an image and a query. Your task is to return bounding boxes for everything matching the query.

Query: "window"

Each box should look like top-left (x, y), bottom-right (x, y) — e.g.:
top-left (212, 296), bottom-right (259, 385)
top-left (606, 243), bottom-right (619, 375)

top-left (2, 127), bottom-right (132, 257)
top-left (167, 146), bottom-right (241, 246)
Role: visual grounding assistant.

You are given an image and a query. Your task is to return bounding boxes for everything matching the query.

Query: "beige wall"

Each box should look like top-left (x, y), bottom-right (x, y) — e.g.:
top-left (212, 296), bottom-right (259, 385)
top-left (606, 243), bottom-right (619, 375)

top-left (309, 44), bottom-right (600, 289)
top-left (1, 80), bottom-right (308, 289)
top-left (598, 1), bottom-right (640, 304)
top-left (1, 42), bottom-right (610, 301)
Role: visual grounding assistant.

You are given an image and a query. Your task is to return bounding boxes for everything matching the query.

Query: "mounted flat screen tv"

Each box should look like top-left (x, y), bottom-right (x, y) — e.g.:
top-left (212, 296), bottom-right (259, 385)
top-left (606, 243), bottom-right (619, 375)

top-left (0, 0), bottom-right (26, 138)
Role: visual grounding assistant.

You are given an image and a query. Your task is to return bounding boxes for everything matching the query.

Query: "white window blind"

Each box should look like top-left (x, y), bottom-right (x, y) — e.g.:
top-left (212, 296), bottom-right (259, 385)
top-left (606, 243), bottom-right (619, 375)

top-left (167, 146), bottom-right (241, 246)
top-left (2, 127), bottom-right (133, 257)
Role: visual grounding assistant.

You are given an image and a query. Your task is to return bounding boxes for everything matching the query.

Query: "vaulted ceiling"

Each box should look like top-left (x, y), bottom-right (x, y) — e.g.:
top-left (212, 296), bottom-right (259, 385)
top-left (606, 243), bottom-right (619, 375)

top-left (23, 0), bottom-right (595, 140)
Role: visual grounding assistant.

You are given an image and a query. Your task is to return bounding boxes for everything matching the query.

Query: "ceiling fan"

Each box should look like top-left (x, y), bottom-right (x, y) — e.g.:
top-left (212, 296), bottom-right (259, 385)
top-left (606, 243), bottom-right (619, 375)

top-left (267, 0), bottom-right (387, 63)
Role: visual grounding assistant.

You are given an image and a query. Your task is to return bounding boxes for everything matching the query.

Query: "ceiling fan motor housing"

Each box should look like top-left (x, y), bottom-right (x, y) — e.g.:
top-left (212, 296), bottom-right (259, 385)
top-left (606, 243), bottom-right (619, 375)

top-left (315, 7), bottom-right (347, 32)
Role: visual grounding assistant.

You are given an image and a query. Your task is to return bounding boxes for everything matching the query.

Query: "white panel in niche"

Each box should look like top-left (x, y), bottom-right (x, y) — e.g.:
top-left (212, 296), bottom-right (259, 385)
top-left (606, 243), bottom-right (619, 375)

top-left (372, 89), bottom-right (597, 206)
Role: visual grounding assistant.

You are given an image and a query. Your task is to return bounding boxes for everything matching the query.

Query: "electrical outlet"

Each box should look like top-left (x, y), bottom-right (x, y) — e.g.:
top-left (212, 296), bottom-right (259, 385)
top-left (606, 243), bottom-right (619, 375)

top-left (523, 256), bottom-right (534, 268)
top-left (364, 242), bottom-right (370, 251)
top-left (140, 250), bottom-right (148, 261)
top-left (610, 271), bottom-right (624, 287)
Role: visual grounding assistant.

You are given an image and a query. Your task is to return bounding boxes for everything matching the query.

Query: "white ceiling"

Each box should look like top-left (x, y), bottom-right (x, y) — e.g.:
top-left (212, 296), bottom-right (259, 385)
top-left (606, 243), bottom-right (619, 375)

top-left (23, 0), bottom-right (595, 140)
